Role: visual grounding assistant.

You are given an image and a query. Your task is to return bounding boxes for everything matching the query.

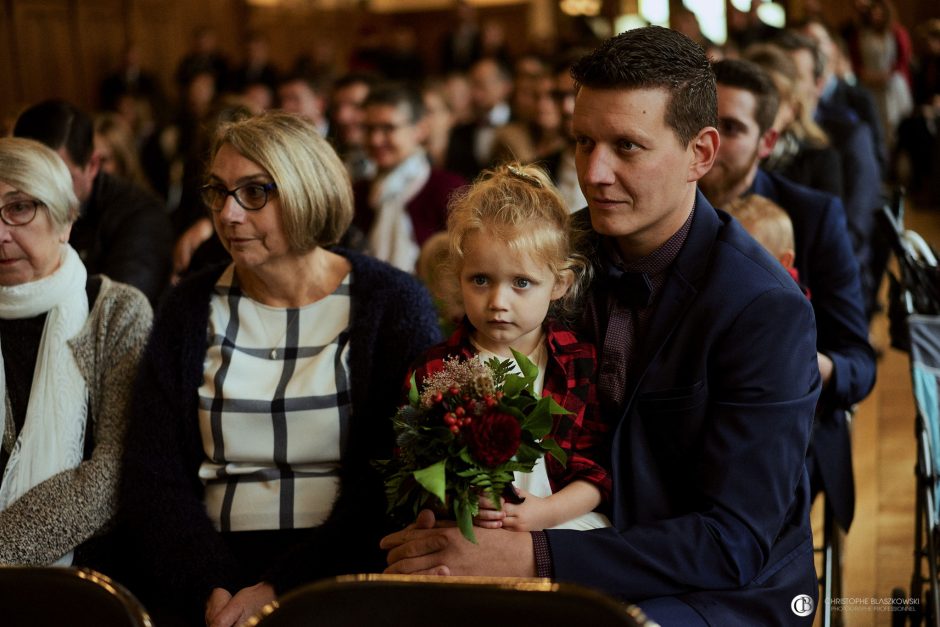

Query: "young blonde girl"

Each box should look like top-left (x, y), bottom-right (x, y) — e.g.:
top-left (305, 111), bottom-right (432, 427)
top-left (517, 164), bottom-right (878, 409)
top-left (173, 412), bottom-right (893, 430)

top-left (409, 163), bottom-right (611, 531)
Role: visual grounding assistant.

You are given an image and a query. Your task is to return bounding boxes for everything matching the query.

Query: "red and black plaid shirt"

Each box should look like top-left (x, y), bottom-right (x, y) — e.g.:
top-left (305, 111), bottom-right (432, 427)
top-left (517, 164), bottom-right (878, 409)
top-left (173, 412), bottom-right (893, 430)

top-left (407, 319), bottom-right (611, 502)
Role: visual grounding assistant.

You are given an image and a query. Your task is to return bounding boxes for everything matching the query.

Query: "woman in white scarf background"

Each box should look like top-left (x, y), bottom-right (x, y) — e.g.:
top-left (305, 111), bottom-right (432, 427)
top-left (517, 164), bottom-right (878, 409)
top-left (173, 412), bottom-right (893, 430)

top-left (352, 82), bottom-right (466, 273)
top-left (0, 137), bottom-right (152, 566)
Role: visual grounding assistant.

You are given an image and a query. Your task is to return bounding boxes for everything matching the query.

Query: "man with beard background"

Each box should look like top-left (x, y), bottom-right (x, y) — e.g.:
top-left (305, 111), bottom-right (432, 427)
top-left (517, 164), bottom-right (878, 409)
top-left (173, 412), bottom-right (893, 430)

top-left (699, 58), bottom-right (876, 536)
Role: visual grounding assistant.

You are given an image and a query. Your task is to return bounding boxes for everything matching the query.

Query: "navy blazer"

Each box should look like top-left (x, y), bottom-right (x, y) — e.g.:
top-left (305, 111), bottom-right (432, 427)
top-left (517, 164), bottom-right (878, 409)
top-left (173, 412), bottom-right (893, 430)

top-left (551, 192), bottom-right (821, 625)
top-left (749, 169), bottom-right (877, 530)
top-left (822, 79), bottom-right (886, 172)
top-left (816, 105), bottom-right (883, 307)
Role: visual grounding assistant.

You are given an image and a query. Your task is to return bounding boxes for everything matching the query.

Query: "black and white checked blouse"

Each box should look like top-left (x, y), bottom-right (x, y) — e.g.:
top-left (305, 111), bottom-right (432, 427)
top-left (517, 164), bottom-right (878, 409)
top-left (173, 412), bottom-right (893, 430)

top-left (197, 265), bottom-right (352, 532)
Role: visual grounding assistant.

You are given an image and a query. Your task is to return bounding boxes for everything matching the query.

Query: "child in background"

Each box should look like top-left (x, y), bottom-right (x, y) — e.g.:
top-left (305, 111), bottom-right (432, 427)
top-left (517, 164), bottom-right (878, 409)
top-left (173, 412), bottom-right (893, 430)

top-left (416, 231), bottom-right (464, 336)
top-left (726, 193), bottom-right (810, 299)
top-left (409, 163), bottom-right (611, 531)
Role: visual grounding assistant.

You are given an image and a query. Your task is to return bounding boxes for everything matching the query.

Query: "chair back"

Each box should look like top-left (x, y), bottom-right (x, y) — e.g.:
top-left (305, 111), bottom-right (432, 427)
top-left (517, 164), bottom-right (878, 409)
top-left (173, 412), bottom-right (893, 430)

top-left (0, 566), bottom-right (152, 627)
top-left (250, 574), bottom-right (654, 627)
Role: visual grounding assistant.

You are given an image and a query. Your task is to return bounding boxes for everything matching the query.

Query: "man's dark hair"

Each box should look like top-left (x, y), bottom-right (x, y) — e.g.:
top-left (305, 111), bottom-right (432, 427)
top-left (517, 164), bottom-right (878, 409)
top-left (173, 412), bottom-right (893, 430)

top-left (278, 71), bottom-right (324, 95)
top-left (712, 59), bottom-right (780, 136)
top-left (772, 31), bottom-right (824, 81)
top-left (13, 99), bottom-right (94, 166)
top-left (333, 72), bottom-right (379, 92)
top-left (570, 26), bottom-right (717, 147)
top-left (363, 82), bottom-right (425, 122)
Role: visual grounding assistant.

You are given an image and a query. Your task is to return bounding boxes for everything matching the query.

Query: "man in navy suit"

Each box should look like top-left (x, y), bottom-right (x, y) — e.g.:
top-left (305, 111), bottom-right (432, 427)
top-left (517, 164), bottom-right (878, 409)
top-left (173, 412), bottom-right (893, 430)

top-left (699, 59), bottom-right (876, 536)
top-left (773, 31), bottom-right (884, 317)
top-left (383, 27), bottom-right (821, 626)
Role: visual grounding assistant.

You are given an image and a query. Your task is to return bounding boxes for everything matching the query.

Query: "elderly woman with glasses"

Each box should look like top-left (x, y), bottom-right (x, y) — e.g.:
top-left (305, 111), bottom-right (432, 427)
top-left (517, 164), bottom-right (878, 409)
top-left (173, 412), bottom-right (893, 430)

top-left (0, 137), bottom-right (152, 566)
top-left (120, 112), bottom-right (441, 627)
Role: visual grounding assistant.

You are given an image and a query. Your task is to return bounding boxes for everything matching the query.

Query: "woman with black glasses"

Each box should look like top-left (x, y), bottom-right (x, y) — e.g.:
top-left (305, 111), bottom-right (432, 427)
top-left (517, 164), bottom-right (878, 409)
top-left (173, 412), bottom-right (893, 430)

top-left (0, 137), bottom-right (151, 566)
top-left (120, 112), bottom-right (440, 627)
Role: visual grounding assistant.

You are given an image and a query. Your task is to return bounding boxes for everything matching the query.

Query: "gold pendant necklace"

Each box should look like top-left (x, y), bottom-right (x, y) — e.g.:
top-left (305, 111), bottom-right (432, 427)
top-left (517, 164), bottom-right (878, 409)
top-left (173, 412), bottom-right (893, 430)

top-left (269, 309), bottom-right (300, 360)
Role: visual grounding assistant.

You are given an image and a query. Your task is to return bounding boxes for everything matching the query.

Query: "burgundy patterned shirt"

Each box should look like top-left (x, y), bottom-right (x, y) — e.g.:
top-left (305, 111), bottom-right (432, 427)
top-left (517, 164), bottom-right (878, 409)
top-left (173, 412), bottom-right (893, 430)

top-left (586, 204), bottom-right (696, 410)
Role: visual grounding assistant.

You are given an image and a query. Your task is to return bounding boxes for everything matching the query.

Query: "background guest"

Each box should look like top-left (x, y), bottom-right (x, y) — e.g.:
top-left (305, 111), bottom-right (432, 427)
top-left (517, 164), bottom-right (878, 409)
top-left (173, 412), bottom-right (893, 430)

top-left (445, 57), bottom-right (514, 181)
top-left (93, 112), bottom-right (153, 193)
top-left (845, 0), bottom-right (913, 147)
top-left (277, 72), bottom-right (329, 136)
top-left (354, 83), bottom-right (466, 273)
top-left (491, 71), bottom-right (565, 166)
top-left (699, 58), bottom-right (876, 534)
top-left (228, 31), bottom-right (279, 95)
top-left (745, 44), bottom-right (844, 198)
top-left (421, 81), bottom-right (457, 169)
top-left (14, 100), bottom-right (172, 305)
top-left (328, 72), bottom-right (378, 183)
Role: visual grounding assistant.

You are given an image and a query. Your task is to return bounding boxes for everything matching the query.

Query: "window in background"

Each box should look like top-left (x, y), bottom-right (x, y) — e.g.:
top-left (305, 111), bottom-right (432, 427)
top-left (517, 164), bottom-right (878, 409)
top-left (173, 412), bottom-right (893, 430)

top-left (615, 0), bottom-right (784, 43)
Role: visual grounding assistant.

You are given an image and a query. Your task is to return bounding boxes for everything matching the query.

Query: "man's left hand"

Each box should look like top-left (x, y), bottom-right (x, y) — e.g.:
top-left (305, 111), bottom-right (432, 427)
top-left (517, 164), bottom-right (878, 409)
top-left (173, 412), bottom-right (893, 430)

top-left (381, 509), bottom-right (537, 577)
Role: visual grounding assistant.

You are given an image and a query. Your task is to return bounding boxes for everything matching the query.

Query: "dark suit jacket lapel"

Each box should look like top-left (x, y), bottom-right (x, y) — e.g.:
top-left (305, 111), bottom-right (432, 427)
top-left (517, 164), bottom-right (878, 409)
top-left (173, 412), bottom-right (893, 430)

top-left (623, 190), bottom-right (721, 413)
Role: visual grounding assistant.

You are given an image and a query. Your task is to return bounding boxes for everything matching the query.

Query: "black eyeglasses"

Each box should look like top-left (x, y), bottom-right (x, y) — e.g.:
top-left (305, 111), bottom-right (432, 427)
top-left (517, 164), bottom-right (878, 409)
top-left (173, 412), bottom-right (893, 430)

top-left (200, 182), bottom-right (277, 212)
top-left (0, 199), bottom-right (43, 226)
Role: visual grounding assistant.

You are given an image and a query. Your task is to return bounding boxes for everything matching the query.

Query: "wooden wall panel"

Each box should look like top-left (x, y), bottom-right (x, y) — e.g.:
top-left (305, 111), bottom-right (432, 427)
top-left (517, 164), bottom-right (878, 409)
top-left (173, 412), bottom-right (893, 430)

top-left (128, 0), bottom-right (245, 108)
top-left (244, 2), bottom-right (530, 80)
top-left (10, 0), bottom-right (82, 106)
top-left (395, 3), bottom-right (530, 75)
top-left (246, 6), bottom-right (364, 78)
top-left (75, 0), bottom-right (127, 108)
top-left (128, 0), bottom-right (184, 104)
top-left (0, 0), bottom-right (23, 123)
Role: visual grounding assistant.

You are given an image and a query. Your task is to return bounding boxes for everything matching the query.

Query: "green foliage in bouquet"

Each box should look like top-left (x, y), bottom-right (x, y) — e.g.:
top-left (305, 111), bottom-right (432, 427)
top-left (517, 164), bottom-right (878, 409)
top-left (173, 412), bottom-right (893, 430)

top-left (375, 350), bottom-right (569, 543)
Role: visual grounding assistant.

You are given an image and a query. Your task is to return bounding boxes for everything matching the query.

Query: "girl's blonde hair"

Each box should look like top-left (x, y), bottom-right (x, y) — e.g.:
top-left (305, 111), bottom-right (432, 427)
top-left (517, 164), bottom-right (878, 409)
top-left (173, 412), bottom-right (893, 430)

top-left (446, 162), bottom-right (590, 319)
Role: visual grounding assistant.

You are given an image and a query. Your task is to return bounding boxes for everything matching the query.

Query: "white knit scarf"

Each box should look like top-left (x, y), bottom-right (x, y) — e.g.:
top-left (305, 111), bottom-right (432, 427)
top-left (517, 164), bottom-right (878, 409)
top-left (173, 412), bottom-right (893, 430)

top-left (0, 245), bottom-right (88, 565)
top-left (368, 150), bottom-right (431, 273)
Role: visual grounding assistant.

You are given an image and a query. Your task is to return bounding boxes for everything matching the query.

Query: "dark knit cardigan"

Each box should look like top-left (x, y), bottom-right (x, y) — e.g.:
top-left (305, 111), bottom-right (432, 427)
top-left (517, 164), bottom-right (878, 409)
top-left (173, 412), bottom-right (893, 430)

top-left (120, 249), bottom-right (441, 602)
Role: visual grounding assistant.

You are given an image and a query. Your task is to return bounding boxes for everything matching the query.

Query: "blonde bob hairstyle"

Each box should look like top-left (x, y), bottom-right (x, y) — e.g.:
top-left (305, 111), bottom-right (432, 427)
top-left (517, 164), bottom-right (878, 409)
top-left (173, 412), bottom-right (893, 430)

top-left (446, 162), bottom-right (590, 319)
top-left (209, 112), bottom-right (353, 251)
top-left (0, 137), bottom-right (79, 232)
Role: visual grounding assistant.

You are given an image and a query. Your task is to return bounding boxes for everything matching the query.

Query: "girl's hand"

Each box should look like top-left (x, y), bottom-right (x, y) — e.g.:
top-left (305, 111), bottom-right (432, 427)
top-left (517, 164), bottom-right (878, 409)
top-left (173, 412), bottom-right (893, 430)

top-left (474, 494), bottom-right (507, 529)
top-left (473, 487), bottom-right (549, 532)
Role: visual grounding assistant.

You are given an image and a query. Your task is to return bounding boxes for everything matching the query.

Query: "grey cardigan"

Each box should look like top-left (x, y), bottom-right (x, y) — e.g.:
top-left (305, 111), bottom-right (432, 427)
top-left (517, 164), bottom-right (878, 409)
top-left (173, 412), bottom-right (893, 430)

top-left (0, 277), bottom-right (152, 564)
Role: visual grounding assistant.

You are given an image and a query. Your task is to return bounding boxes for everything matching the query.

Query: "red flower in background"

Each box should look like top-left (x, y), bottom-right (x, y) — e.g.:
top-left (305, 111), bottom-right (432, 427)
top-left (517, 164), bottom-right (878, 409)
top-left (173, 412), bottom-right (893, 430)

top-left (464, 410), bottom-right (521, 467)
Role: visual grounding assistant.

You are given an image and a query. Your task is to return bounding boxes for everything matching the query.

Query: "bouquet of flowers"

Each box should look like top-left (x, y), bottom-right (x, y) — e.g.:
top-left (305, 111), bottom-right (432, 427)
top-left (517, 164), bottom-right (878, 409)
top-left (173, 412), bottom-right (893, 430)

top-left (376, 350), bottom-right (569, 543)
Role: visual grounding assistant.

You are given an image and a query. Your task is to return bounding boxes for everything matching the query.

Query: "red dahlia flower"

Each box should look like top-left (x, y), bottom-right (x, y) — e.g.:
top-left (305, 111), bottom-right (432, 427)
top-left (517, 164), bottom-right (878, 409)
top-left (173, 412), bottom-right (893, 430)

top-left (464, 410), bottom-right (521, 467)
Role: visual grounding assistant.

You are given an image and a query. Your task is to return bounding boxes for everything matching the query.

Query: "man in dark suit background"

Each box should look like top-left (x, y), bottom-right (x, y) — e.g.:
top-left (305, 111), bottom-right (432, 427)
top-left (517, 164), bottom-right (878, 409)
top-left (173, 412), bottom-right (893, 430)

top-left (14, 100), bottom-right (172, 305)
top-left (798, 19), bottom-right (887, 170)
top-left (383, 27), bottom-right (821, 626)
top-left (444, 57), bottom-right (513, 182)
top-left (699, 58), bottom-right (876, 535)
top-left (774, 31), bottom-right (884, 317)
